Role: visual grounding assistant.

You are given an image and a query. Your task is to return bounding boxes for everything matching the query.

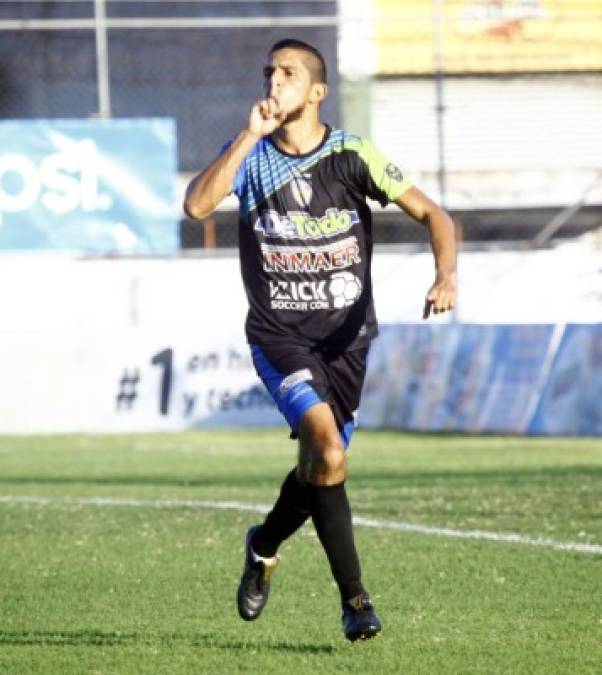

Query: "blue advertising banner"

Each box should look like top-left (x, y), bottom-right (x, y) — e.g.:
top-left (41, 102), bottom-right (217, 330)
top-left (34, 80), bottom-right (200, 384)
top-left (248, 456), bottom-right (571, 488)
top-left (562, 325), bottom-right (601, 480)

top-left (529, 324), bottom-right (602, 435)
top-left (0, 118), bottom-right (178, 252)
top-left (361, 323), bottom-right (602, 435)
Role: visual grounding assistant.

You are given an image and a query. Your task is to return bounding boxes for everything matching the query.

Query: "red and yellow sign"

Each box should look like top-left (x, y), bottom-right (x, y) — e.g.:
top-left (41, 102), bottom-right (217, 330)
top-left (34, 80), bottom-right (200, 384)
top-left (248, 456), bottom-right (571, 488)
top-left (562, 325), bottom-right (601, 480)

top-left (375, 0), bottom-right (602, 74)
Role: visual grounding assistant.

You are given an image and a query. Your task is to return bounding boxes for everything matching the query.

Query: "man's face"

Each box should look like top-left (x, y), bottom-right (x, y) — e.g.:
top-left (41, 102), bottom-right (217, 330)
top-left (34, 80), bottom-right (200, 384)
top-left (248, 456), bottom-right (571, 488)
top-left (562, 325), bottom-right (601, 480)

top-left (263, 48), bottom-right (314, 118)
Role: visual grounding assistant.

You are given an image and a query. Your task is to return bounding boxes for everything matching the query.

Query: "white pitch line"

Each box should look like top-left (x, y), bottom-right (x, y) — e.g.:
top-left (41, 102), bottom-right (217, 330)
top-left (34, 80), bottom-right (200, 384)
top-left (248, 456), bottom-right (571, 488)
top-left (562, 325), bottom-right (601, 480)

top-left (1, 495), bottom-right (601, 556)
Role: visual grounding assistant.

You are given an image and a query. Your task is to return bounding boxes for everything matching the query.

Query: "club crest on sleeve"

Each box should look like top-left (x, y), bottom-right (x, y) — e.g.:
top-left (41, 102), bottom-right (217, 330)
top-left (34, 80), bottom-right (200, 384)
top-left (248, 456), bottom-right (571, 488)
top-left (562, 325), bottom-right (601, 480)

top-left (385, 163), bottom-right (403, 182)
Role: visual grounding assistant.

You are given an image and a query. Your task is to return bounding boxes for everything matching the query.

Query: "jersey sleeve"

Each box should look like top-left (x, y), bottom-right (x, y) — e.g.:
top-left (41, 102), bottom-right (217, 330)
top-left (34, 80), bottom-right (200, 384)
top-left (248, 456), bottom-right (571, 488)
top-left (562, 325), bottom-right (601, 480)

top-left (219, 139), bottom-right (247, 198)
top-left (351, 138), bottom-right (413, 206)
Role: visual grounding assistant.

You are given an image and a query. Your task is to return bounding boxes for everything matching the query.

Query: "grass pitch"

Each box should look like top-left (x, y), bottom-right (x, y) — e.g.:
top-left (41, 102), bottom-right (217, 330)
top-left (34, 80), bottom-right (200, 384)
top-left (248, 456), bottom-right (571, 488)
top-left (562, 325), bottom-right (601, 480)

top-left (0, 430), bottom-right (601, 674)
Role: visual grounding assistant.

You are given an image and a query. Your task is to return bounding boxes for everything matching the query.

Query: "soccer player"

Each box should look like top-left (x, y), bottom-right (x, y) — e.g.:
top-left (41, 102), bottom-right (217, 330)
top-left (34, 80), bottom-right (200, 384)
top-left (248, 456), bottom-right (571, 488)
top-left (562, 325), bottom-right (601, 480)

top-left (184, 38), bottom-right (457, 641)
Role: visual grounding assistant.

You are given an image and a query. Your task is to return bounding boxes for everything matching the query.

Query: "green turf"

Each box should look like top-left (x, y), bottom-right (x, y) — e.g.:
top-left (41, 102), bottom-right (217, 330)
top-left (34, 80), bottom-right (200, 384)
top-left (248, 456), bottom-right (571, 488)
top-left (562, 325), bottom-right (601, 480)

top-left (0, 430), bottom-right (601, 674)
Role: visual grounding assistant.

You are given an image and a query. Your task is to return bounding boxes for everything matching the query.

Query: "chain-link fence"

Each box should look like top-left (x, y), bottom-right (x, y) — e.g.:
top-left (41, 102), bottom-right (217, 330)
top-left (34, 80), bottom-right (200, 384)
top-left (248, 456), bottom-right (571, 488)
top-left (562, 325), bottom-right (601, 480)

top-left (0, 1), bottom-right (339, 169)
top-left (1, 0), bottom-right (601, 249)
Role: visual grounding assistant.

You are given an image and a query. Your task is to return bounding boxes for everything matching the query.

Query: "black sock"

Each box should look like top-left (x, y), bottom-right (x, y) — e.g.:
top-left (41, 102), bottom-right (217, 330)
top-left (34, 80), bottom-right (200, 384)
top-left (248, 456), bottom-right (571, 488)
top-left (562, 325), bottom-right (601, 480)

top-left (309, 481), bottom-right (365, 602)
top-left (251, 468), bottom-right (311, 558)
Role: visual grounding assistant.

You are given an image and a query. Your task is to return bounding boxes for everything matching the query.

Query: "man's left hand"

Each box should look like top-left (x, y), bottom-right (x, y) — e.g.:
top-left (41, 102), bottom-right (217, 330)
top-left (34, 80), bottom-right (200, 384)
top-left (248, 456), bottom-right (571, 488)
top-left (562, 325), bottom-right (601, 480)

top-left (423, 273), bottom-right (457, 319)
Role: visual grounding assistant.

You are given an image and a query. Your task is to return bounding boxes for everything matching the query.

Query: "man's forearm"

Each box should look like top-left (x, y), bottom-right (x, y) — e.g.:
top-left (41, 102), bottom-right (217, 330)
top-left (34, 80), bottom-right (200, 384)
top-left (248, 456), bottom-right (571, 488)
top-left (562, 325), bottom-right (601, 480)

top-left (425, 208), bottom-right (457, 278)
top-left (184, 129), bottom-right (259, 221)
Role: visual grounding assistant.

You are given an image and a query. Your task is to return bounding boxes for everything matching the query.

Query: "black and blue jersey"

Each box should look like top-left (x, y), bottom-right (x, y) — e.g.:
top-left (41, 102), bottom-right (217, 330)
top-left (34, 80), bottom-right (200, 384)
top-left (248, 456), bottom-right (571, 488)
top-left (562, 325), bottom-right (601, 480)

top-left (227, 125), bottom-right (412, 350)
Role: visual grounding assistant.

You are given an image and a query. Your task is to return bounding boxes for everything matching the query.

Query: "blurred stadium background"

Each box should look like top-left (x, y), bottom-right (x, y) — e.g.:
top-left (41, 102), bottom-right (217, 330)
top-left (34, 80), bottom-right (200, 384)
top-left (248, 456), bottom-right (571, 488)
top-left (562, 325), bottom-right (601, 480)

top-left (2, 0), bottom-right (601, 246)
top-left (0, 0), bottom-right (600, 433)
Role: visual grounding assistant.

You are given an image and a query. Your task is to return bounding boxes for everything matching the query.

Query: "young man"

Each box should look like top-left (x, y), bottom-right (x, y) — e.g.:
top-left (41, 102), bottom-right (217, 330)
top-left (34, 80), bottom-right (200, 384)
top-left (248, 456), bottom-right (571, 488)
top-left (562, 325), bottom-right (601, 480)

top-left (184, 38), bottom-right (457, 641)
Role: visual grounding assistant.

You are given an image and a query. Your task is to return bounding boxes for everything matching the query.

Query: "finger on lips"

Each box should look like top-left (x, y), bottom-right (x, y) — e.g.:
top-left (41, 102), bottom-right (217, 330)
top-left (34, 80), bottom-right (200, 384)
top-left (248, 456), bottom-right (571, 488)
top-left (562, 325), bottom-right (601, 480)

top-left (258, 101), bottom-right (270, 119)
top-left (265, 97), bottom-right (280, 116)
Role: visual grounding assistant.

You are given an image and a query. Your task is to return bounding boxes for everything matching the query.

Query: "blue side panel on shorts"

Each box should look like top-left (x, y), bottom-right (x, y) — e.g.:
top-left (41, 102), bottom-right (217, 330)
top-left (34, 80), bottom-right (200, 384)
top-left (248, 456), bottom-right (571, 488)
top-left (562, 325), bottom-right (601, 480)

top-left (251, 345), bottom-right (322, 432)
top-left (341, 419), bottom-right (355, 450)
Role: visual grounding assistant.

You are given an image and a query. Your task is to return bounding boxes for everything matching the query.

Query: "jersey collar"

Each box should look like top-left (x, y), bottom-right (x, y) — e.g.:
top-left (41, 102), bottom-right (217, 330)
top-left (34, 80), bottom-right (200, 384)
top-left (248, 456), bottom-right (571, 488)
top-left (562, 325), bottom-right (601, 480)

top-left (267, 124), bottom-right (331, 159)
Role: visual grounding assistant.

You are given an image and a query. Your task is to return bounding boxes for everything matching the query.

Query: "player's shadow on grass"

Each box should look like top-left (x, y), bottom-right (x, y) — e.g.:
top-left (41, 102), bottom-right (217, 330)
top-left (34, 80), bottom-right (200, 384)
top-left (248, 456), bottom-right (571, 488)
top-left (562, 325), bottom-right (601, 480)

top-left (189, 636), bottom-right (336, 654)
top-left (0, 630), bottom-right (137, 647)
top-left (0, 630), bottom-right (335, 654)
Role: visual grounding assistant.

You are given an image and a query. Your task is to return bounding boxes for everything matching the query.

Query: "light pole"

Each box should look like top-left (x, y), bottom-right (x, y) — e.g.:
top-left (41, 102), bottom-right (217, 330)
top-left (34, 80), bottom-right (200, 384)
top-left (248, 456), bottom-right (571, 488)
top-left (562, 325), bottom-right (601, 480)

top-left (433, 0), bottom-right (446, 207)
top-left (94, 0), bottom-right (111, 117)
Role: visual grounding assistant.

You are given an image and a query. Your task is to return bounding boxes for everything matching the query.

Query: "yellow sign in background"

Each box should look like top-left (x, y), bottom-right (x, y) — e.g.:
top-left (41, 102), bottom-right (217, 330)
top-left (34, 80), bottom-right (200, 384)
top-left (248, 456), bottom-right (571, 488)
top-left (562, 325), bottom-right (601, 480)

top-left (375, 0), bottom-right (602, 74)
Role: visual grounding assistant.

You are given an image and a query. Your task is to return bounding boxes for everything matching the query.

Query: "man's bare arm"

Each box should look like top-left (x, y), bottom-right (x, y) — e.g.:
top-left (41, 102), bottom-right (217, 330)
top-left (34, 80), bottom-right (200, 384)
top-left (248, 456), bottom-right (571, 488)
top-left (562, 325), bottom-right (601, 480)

top-left (394, 186), bottom-right (457, 318)
top-left (183, 130), bottom-right (259, 220)
top-left (184, 97), bottom-right (286, 221)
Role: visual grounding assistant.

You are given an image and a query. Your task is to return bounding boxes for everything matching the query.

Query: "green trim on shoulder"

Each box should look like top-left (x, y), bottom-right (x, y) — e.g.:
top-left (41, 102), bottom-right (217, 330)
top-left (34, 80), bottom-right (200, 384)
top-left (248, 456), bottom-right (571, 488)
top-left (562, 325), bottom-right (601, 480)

top-left (346, 136), bottom-right (413, 203)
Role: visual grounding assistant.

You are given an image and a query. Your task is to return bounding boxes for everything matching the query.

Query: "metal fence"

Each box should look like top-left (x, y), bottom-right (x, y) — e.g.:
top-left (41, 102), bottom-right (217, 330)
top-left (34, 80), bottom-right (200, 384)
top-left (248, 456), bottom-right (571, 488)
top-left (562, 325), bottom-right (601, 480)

top-left (0, 1), bottom-right (339, 171)
top-left (1, 0), bottom-right (601, 249)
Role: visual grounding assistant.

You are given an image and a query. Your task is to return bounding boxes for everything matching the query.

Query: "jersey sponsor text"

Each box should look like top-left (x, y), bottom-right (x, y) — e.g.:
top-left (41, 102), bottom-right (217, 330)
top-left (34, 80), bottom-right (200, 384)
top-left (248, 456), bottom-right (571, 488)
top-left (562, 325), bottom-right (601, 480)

top-left (262, 236), bottom-right (361, 274)
top-left (269, 280), bottom-right (329, 311)
top-left (254, 208), bottom-right (359, 240)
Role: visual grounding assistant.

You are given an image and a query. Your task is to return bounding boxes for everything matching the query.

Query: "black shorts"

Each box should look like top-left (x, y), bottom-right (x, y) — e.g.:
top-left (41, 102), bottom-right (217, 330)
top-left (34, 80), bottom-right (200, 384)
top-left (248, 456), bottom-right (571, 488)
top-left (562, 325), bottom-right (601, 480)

top-left (250, 342), bottom-right (369, 448)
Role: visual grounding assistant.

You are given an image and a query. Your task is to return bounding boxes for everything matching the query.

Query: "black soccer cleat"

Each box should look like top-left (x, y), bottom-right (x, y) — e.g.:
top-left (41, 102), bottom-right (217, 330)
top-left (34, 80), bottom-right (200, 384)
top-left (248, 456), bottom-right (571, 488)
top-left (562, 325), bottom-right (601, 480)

top-left (236, 525), bottom-right (279, 621)
top-left (342, 593), bottom-right (383, 641)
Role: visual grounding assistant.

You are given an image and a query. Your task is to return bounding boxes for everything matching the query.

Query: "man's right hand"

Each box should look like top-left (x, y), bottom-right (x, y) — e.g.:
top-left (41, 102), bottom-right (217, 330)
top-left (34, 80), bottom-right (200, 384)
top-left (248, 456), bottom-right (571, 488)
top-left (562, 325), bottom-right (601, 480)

top-left (248, 97), bottom-right (287, 138)
top-left (184, 98), bottom-right (285, 221)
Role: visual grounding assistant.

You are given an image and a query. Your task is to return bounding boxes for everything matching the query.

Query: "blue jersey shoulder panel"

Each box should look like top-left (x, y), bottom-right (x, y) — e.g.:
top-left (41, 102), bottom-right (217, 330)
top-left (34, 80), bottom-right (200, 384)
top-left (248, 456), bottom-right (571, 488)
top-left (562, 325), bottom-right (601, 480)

top-left (235, 128), bottom-right (360, 213)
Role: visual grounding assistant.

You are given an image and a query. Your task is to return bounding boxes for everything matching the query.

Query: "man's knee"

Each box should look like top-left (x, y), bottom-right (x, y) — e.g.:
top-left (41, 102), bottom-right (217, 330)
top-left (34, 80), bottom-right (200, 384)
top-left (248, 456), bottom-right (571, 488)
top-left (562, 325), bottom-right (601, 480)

top-left (311, 444), bottom-right (347, 484)
top-left (297, 402), bottom-right (347, 485)
top-left (299, 443), bottom-right (347, 486)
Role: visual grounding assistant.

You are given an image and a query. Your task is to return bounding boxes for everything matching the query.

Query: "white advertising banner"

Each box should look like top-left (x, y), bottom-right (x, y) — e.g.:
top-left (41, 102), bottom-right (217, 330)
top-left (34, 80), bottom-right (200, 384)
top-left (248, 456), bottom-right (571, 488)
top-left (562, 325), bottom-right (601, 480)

top-left (0, 329), bottom-right (281, 434)
top-left (0, 237), bottom-right (599, 434)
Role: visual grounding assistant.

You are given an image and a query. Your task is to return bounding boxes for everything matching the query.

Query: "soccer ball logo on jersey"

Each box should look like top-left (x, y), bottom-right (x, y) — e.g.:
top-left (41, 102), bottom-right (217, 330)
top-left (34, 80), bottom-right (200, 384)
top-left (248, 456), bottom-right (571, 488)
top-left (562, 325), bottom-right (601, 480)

top-left (329, 271), bottom-right (363, 309)
top-left (290, 173), bottom-right (312, 209)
